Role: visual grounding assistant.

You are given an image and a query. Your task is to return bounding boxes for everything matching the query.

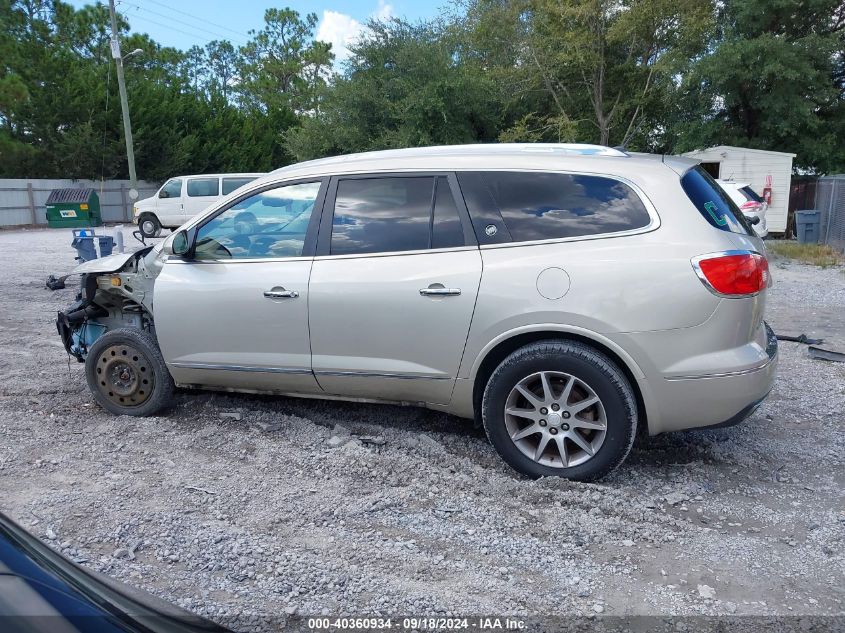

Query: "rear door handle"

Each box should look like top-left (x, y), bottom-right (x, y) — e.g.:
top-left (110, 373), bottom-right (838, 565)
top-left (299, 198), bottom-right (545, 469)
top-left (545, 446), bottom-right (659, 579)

top-left (264, 288), bottom-right (299, 299)
top-left (419, 287), bottom-right (461, 297)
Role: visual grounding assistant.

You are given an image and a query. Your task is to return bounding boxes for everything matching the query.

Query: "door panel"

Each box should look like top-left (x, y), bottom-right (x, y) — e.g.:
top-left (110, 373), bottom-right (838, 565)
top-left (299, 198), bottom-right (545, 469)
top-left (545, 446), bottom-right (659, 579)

top-left (153, 178), bottom-right (328, 394)
top-left (154, 259), bottom-right (320, 393)
top-left (156, 179), bottom-right (184, 227)
top-left (308, 249), bottom-right (482, 404)
top-left (184, 177), bottom-right (220, 222)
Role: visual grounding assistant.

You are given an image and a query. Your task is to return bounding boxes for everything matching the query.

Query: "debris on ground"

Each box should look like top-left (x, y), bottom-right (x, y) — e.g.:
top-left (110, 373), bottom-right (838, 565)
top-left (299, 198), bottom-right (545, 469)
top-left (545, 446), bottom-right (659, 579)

top-left (775, 332), bottom-right (824, 345)
top-left (808, 345), bottom-right (845, 362)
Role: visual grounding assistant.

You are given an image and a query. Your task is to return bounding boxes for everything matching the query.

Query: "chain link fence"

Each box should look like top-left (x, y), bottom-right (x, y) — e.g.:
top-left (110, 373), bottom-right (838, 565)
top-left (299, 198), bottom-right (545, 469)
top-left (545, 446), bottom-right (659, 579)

top-left (815, 175), bottom-right (845, 253)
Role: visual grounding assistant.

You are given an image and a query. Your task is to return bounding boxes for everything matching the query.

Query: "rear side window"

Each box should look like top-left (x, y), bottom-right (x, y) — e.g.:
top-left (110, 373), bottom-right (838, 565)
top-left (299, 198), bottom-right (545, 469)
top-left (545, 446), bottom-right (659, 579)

top-left (681, 167), bottom-right (754, 235)
top-left (457, 171), bottom-right (652, 243)
top-left (222, 177), bottom-right (257, 195)
top-left (330, 176), bottom-right (466, 255)
top-left (187, 178), bottom-right (220, 197)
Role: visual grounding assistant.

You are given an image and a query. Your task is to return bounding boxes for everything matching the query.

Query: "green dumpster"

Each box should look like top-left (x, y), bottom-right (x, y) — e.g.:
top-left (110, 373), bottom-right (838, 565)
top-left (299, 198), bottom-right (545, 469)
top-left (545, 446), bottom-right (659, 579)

top-left (45, 188), bottom-right (102, 228)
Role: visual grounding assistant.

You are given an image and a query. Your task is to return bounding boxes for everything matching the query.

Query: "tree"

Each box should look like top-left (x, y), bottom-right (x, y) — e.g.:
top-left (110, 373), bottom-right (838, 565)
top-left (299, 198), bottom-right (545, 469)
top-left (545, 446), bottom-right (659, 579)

top-left (205, 39), bottom-right (239, 100)
top-left (284, 18), bottom-right (501, 161)
top-left (673, 0), bottom-right (845, 172)
top-left (461, 0), bottom-right (713, 148)
top-left (237, 8), bottom-right (333, 113)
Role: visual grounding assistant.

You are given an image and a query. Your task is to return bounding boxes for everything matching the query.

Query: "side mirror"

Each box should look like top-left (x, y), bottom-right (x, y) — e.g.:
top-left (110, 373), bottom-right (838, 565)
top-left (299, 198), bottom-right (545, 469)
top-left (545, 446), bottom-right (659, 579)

top-left (170, 229), bottom-right (192, 256)
top-left (159, 190), bottom-right (169, 199)
top-left (745, 214), bottom-right (761, 226)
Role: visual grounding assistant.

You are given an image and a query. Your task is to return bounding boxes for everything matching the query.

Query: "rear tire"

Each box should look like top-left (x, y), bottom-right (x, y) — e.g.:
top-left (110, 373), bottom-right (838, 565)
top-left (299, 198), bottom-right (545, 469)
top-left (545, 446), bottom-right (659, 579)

top-left (85, 328), bottom-right (174, 416)
top-left (138, 214), bottom-right (162, 238)
top-left (482, 340), bottom-right (637, 481)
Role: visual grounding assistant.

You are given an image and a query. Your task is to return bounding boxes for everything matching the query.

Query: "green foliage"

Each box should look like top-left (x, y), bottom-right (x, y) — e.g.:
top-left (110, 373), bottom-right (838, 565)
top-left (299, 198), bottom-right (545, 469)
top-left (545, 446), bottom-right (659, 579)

top-left (672, 0), bottom-right (845, 172)
top-left (1, 0), bottom-right (844, 179)
top-left (460, 0), bottom-right (714, 148)
top-left (0, 1), bottom-right (324, 180)
top-left (284, 19), bottom-right (501, 161)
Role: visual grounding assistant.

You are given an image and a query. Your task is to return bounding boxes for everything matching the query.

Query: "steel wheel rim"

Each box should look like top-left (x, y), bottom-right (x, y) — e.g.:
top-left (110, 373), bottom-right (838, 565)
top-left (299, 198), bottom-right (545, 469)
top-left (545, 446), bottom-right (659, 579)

top-left (504, 371), bottom-right (607, 468)
top-left (95, 344), bottom-right (154, 408)
top-left (141, 220), bottom-right (156, 235)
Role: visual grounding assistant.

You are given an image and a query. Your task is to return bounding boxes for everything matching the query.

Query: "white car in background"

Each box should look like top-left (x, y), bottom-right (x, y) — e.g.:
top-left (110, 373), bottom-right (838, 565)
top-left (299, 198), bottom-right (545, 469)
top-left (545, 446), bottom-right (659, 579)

top-left (132, 173), bottom-right (264, 238)
top-left (716, 179), bottom-right (768, 237)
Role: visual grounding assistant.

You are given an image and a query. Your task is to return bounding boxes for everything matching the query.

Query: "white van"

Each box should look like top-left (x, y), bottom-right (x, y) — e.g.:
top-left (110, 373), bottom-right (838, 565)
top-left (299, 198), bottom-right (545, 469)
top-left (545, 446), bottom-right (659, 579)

top-left (132, 173), bottom-right (264, 237)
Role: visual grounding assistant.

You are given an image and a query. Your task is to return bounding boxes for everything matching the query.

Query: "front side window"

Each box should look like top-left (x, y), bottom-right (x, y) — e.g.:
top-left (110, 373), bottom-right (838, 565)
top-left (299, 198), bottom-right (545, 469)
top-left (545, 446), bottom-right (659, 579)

top-left (222, 177), bottom-right (257, 195)
top-left (159, 178), bottom-right (181, 199)
top-left (187, 177), bottom-right (220, 198)
top-left (457, 171), bottom-right (652, 243)
top-left (194, 181), bottom-right (321, 260)
top-left (681, 167), bottom-right (755, 235)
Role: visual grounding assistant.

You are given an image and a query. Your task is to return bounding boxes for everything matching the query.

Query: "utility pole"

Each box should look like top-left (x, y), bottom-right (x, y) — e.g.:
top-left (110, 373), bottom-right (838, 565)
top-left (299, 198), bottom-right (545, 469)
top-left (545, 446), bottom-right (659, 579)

top-left (108, 0), bottom-right (139, 204)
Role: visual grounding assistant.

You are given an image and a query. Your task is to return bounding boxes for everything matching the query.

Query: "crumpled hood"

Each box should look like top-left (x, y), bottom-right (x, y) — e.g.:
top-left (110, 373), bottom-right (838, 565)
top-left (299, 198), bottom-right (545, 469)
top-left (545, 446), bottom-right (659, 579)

top-left (72, 244), bottom-right (159, 275)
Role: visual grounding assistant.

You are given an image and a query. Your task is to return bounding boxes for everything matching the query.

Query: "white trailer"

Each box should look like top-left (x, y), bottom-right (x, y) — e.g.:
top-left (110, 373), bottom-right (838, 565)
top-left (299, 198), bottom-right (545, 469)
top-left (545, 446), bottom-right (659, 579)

top-left (682, 145), bottom-right (795, 234)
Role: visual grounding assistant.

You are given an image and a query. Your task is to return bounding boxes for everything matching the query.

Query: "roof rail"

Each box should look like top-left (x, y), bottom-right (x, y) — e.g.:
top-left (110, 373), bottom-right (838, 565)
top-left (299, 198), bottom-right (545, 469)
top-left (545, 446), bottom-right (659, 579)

top-left (516, 143), bottom-right (628, 157)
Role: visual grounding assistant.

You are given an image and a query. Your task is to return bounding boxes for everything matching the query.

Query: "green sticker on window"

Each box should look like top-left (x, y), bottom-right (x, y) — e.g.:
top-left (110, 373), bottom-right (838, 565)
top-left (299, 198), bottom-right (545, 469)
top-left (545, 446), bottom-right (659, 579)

top-left (704, 201), bottom-right (727, 226)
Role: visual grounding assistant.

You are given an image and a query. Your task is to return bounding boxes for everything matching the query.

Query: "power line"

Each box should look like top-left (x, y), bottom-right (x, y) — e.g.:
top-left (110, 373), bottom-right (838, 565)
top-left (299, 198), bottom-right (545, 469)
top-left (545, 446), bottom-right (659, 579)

top-left (122, 12), bottom-right (240, 48)
top-left (119, 2), bottom-right (248, 46)
top-left (143, 0), bottom-right (251, 40)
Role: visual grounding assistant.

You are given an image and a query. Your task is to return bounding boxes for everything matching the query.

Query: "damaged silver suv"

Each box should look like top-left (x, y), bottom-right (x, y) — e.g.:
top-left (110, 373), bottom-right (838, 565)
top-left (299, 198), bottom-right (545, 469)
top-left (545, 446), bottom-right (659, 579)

top-left (57, 144), bottom-right (777, 480)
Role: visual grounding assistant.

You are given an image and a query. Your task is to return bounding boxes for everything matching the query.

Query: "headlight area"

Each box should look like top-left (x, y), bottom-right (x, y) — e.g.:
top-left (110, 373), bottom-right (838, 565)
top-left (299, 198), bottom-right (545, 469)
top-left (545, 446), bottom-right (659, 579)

top-left (56, 273), bottom-right (152, 362)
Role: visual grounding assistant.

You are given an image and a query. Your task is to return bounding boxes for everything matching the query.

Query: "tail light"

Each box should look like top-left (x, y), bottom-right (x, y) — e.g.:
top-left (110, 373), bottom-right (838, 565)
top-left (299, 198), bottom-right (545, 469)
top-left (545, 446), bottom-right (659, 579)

top-left (692, 251), bottom-right (770, 297)
top-left (740, 201), bottom-right (763, 212)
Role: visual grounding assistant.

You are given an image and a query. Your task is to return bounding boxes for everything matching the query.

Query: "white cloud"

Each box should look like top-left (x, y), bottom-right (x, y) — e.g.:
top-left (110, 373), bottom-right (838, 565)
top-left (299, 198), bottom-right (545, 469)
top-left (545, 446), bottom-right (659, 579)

top-left (373, 0), bottom-right (394, 21)
top-left (317, 1), bottom-right (395, 61)
top-left (316, 10), bottom-right (363, 61)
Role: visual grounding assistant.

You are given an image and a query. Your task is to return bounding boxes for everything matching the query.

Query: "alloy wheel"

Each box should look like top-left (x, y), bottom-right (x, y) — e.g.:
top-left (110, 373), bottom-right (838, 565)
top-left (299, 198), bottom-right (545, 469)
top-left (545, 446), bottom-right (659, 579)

top-left (504, 371), bottom-right (607, 468)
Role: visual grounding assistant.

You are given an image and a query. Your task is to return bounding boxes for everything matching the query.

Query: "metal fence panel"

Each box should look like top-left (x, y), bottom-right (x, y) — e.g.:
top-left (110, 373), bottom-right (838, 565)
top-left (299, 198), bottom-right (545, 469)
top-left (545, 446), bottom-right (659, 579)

top-left (816, 176), bottom-right (845, 253)
top-left (0, 178), bottom-right (160, 227)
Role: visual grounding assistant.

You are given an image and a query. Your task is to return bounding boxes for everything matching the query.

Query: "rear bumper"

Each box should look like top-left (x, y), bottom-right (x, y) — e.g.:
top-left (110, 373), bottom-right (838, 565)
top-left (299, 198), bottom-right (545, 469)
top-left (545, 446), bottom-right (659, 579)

top-left (628, 321), bottom-right (778, 434)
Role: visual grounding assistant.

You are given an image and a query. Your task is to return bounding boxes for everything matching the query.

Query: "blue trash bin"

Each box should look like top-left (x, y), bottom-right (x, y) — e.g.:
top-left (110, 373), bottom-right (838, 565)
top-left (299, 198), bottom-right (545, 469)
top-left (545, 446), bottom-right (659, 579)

top-left (71, 236), bottom-right (97, 262)
top-left (795, 210), bottom-right (821, 244)
top-left (98, 236), bottom-right (115, 257)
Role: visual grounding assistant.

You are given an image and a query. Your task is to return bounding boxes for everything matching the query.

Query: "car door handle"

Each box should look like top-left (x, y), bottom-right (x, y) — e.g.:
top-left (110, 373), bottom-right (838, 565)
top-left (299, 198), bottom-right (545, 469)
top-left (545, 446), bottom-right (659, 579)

top-left (419, 287), bottom-right (461, 297)
top-left (264, 289), bottom-right (299, 299)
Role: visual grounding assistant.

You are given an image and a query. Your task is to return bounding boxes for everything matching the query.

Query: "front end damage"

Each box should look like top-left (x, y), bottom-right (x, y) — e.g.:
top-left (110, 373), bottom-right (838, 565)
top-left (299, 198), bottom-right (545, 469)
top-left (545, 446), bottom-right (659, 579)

top-left (56, 245), bottom-right (166, 362)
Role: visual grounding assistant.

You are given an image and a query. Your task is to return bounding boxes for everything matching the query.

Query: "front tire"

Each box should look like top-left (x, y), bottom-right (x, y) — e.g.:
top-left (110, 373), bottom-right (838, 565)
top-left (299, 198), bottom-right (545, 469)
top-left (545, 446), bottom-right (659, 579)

top-left (482, 340), bottom-right (637, 481)
top-left (85, 328), bottom-right (174, 416)
top-left (138, 214), bottom-right (162, 238)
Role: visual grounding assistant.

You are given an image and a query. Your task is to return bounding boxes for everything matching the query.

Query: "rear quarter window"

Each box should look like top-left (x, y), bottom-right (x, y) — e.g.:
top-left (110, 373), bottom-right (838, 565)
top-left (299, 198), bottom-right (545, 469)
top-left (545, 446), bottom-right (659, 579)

top-left (457, 171), bottom-right (652, 243)
top-left (222, 177), bottom-right (257, 195)
top-left (682, 167), bottom-right (754, 235)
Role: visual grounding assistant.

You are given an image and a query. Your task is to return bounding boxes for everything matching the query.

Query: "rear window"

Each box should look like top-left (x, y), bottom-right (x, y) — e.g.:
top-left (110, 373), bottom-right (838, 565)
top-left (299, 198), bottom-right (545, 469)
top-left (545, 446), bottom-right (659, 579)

top-left (457, 171), bottom-right (652, 243)
top-left (187, 178), bottom-right (220, 197)
top-left (222, 177), bottom-right (256, 195)
top-left (740, 186), bottom-right (763, 203)
top-left (682, 167), bottom-right (755, 235)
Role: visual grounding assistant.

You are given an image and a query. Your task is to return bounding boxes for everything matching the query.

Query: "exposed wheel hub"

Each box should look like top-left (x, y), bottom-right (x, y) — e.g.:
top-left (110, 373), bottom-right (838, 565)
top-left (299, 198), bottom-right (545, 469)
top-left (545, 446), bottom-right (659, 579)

top-left (95, 344), bottom-right (154, 407)
top-left (504, 370), bottom-right (607, 469)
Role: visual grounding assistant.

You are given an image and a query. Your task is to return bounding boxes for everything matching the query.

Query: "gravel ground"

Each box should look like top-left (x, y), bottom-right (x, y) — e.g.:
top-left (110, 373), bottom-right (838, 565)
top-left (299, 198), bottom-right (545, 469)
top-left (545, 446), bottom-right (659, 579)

top-left (0, 227), bottom-right (843, 630)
